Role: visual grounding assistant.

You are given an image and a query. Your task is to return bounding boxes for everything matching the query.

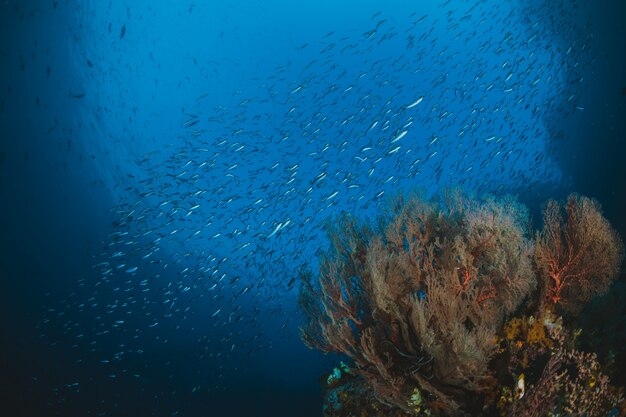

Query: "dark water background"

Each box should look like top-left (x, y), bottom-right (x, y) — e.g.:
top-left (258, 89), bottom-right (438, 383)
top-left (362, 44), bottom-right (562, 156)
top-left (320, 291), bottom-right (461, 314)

top-left (1, 0), bottom-right (625, 416)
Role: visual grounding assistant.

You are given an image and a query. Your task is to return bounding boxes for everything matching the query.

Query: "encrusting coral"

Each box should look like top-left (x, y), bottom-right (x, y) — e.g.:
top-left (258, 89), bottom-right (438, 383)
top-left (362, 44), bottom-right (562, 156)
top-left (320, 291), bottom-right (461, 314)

top-left (299, 190), bottom-right (625, 416)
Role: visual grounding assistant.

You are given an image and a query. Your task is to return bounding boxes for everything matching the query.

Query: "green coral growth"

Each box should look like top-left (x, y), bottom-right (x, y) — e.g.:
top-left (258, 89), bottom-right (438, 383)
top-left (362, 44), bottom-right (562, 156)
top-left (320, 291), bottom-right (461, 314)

top-left (408, 387), bottom-right (425, 414)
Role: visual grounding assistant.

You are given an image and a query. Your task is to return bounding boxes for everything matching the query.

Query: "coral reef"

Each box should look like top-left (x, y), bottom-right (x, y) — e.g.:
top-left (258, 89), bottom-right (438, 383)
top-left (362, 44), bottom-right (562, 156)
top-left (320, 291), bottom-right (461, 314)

top-left (299, 191), bottom-right (625, 416)
top-left (534, 194), bottom-right (624, 314)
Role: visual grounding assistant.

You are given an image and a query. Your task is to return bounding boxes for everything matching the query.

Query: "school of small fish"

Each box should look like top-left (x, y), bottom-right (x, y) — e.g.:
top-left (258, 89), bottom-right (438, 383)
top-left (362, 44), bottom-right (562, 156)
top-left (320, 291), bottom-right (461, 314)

top-left (40, 0), bottom-right (594, 413)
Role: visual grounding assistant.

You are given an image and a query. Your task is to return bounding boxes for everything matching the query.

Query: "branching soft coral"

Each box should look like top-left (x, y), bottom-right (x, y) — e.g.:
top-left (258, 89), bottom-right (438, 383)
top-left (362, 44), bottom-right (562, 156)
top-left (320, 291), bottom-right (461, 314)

top-left (506, 324), bottom-right (623, 417)
top-left (299, 191), bottom-right (537, 415)
top-left (534, 194), bottom-right (624, 314)
top-left (300, 190), bottom-right (626, 416)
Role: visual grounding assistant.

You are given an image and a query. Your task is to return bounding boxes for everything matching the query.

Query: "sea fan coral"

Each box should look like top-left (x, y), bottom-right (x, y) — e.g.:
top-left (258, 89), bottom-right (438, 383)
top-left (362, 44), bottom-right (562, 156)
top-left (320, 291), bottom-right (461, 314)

top-left (300, 191), bottom-right (624, 416)
top-left (534, 194), bottom-right (624, 314)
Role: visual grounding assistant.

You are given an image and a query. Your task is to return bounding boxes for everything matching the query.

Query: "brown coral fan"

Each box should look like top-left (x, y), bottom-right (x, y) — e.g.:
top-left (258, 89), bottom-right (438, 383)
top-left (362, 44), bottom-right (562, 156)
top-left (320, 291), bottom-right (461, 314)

top-left (299, 191), bottom-right (624, 417)
top-left (300, 191), bottom-right (536, 414)
top-left (534, 194), bottom-right (624, 314)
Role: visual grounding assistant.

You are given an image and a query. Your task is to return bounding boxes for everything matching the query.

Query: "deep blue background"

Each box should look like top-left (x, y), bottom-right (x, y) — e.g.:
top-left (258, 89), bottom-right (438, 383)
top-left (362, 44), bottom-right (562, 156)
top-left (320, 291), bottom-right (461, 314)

top-left (1, 0), bottom-right (625, 416)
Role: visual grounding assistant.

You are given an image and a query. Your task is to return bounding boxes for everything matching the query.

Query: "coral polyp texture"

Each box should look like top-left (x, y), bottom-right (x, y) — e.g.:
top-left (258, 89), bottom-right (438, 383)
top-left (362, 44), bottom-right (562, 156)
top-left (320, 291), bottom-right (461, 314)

top-left (299, 191), bottom-right (625, 417)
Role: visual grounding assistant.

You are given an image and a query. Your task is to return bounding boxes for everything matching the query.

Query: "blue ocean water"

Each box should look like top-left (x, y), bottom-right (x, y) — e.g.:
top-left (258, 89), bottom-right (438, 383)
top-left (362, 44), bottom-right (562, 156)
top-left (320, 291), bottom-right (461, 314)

top-left (0, 0), bottom-right (625, 416)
